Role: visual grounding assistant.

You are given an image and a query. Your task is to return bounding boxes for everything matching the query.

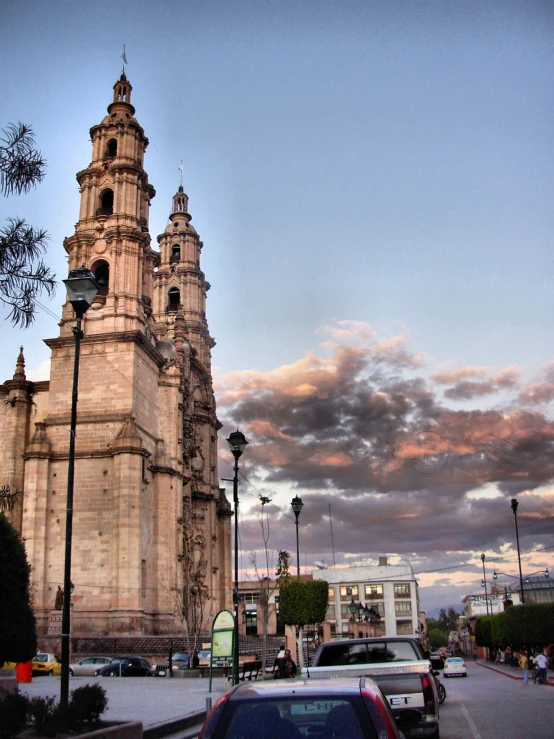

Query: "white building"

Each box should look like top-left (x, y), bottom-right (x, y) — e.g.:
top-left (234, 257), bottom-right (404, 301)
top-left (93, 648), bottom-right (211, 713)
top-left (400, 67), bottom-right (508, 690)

top-left (312, 557), bottom-right (421, 638)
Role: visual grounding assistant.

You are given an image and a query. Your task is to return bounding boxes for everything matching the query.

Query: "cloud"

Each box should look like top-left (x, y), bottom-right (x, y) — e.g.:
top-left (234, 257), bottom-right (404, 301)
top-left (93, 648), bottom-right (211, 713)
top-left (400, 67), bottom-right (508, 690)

top-left (431, 366), bottom-right (520, 400)
top-left (216, 322), bottom-right (554, 609)
top-left (518, 362), bottom-right (554, 405)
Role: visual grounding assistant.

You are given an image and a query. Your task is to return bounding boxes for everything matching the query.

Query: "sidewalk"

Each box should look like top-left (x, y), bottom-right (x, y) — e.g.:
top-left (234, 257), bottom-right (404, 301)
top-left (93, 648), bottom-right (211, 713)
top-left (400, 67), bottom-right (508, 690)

top-left (18, 675), bottom-right (229, 736)
top-left (475, 659), bottom-right (554, 685)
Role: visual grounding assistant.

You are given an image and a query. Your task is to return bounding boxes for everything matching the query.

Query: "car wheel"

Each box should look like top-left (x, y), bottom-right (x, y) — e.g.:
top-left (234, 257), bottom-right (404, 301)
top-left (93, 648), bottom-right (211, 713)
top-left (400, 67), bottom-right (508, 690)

top-left (69, 669), bottom-right (74, 677)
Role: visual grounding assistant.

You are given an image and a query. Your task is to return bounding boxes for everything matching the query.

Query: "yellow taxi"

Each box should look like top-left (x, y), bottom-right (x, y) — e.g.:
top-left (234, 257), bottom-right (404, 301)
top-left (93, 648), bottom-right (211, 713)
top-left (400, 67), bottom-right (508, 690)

top-left (32, 653), bottom-right (62, 676)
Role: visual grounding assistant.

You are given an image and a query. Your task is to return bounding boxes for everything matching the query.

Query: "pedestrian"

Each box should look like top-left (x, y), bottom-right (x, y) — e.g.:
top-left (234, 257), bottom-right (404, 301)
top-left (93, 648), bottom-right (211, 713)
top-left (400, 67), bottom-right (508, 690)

top-left (276, 649), bottom-right (297, 679)
top-left (535, 650), bottom-right (548, 685)
top-left (519, 651), bottom-right (529, 685)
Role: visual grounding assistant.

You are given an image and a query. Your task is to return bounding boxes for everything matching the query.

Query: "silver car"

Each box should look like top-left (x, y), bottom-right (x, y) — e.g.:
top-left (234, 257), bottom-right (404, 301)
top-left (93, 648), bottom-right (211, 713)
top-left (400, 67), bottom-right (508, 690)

top-left (69, 657), bottom-right (112, 676)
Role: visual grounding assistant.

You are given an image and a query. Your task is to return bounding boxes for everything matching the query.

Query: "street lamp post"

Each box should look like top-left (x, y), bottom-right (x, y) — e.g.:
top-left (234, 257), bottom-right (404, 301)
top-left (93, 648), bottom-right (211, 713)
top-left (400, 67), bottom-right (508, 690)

top-left (511, 499), bottom-right (525, 604)
top-left (60, 267), bottom-right (99, 709)
top-left (227, 430), bottom-right (248, 686)
top-left (493, 568), bottom-right (549, 606)
top-left (480, 554), bottom-right (489, 616)
top-left (291, 496), bottom-right (304, 579)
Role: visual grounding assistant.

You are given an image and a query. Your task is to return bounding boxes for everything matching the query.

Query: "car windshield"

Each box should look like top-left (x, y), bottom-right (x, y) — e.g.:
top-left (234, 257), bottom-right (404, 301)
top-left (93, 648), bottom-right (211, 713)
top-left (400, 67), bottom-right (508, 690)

top-left (173, 653), bottom-right (188, 661)
top-left (447, 658), bottom-right (463, 663)
top-left (317, 641), bottom-right (418, 666)
top-left (216, 696), bottom-right (377, 739)
top-left (34, 654), bottom-right (49, 661)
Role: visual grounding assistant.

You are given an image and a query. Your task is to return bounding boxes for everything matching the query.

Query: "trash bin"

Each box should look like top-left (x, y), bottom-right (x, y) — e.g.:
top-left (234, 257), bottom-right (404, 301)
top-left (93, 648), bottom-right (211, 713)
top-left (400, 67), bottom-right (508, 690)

top-left (16, 661), bottom-right (32, 683)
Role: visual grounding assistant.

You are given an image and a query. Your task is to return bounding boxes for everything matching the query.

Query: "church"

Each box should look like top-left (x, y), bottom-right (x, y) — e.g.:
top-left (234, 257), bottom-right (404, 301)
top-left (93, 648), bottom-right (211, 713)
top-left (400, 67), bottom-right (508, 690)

top-left (0, 73), bottom-right (233, 636)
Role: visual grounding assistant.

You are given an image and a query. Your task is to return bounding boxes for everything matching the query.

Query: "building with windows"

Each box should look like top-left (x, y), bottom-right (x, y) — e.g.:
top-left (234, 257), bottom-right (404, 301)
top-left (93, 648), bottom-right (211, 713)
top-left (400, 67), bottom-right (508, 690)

top-left (0, 74), bottom-right (232, 636)
top-left (312, 558), bottom-right (421, 638)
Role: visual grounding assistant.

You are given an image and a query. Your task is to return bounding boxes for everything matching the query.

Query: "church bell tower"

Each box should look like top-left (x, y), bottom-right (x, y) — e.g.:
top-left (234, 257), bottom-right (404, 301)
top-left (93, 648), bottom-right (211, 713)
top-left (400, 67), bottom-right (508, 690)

top-left (14, 75), bottom-right (232, 637)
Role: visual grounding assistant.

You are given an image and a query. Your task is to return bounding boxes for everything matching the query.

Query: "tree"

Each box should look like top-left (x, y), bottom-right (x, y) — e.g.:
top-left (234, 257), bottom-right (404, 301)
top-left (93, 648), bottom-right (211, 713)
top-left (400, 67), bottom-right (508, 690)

top-left (437, 607), bottom-right (460, 634)
top-left (1, 122), bottom-right (55, 326)
top-left (170, 491), bottom-right (209, 667)
top-left (278, 579), bottom-right (328, 669)
top-left (0, 510), bottom-right (37, 665)
top-left (248, 494), bottom-right (277, 676)
top-left (428, 628), bottom-right (448, 651)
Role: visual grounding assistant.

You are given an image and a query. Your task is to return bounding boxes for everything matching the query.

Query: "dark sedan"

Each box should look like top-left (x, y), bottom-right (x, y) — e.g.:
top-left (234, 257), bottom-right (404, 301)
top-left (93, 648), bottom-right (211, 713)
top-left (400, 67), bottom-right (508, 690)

top-left (199, 677), bottom-right (420, 739)
top-left (95, 655), bottom-right (152, 677)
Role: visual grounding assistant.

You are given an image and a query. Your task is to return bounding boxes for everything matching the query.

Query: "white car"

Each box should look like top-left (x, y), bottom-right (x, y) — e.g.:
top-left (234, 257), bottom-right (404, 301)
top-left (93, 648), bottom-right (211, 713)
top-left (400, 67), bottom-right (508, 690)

top-left (69, 657), bottom-right (112, 676)
top-left (443, 656), bottom-right (467, 677)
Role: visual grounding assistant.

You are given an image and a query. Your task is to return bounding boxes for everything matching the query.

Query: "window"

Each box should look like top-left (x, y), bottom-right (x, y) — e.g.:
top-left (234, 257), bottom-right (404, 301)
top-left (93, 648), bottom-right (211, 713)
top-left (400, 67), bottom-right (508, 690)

top-left (97, 189), bottom-right (114, 216)
top-left (340, 585), bottom-right (358, 601)
top-left (168, 287), bottom-right (180, 311)
top-left (365, 583), bottom-right (383, 599)
top-left (395, 601), bottom-right (412, 615)
top-left (327, 604), bottom-right (335, 619)
top-left (328, 586), bottom-right (335, 602)
top-left (93, 261), bottom-right (109, 296)
top-left (171, 244), bottom-right (180, 263)
top-left (244, 611), bottom-right (257, 636)
top-left (106, 138), bottom-right (117, 157)
top-left (340, 604), bottom-right (353, 619)
top-left (371, 602), bottom-right (385, 616)
top-left (396, 620), bottom-right (413, 635)
top-left (394, 583), bottom-right (411, 598)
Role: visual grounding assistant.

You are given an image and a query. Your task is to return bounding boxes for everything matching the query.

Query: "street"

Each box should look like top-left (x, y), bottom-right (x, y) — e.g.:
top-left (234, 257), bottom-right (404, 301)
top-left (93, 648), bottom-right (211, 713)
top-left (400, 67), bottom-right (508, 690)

top-left (438, 661), bottom-right (551, 739)
top-left (17, 664), bottom-right (553, 739)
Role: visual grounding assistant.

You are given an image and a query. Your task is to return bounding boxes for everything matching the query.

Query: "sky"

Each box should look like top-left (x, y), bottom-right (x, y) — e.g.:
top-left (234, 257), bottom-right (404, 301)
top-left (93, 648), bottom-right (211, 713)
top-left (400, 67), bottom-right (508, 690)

top-left (1, 0), bottom-right (553, 614)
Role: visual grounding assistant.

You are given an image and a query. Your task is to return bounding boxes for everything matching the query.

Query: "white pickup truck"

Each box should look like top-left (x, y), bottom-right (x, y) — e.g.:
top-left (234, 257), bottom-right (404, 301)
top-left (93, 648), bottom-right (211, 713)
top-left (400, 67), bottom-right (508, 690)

top-left (302, 636), bottom-right (440, 738)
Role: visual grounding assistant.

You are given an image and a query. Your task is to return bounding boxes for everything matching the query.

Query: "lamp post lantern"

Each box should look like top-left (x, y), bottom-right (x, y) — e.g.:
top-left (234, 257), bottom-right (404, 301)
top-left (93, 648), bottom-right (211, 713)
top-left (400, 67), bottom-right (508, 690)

top-left (511, 498), bottom-right (525, 604)
top-left (60, 266), bottom-right (99, 708)
top-left (480, 553), bottom-right (489, 616)
top-left (227, 429), bottom-right (248, 686)
top-left (291, 495), bottom-right (304, 579)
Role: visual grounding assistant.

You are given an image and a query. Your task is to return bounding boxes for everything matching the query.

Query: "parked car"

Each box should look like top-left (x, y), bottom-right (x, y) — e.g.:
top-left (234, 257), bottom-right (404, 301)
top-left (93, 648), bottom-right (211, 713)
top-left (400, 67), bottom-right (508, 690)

top-left (69, 656), bottom-right (112, 676)
top-left (443, 657), bottom-right (467, 678)
top-left (151, 652), bottom-right (190, 676)
top-left (198, 649), bottom-right (211, 666)
top-left (198, 677), bottom-right (419, 739)
top-left (32, 653), bottom-right (62, 676)
top-left (95, 655), bottom-right (152, 677)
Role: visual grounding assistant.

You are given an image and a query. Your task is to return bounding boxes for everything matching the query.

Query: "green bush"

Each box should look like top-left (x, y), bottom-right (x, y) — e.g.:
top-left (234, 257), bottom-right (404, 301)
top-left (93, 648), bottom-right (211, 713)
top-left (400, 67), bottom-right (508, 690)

top-left (0, 513), bottom-right (37, 665)
top-left (28, 696), bottom-right (61, 737)
top-left (69, 683), bottom-right (108, 725)
top-left (0, 691), bottom-right (30, 739)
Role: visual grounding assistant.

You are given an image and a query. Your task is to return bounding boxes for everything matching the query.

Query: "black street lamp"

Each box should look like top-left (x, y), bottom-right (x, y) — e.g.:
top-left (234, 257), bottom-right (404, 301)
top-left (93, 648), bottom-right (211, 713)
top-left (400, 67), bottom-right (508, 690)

top-left (227, 429), bottom-right (248, 686)
top-left (348, 597), bottom-right (358, 620)
top-left (480, 554), bottom-right (490, 616)
top-left (60, 266), bottom-right (99, 708)
top-left (291, 495), bottom-right (304, 578)
top-left (511, 499), bottom-right (525, 604)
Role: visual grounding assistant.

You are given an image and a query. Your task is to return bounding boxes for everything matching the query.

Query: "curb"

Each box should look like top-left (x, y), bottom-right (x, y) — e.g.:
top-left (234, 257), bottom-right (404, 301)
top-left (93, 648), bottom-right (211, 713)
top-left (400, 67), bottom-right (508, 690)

top-left (143, 711), bottom-right (206, 739)
top-left (476, 661), bottom-right (554, 686)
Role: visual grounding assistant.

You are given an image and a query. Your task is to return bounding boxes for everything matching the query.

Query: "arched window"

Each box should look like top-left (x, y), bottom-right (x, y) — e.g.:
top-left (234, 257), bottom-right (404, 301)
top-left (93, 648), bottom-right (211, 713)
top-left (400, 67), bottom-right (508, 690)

top-left (106, 138), bottom-right (117, 157)
top-left (170, 244), bottom-right (180, 263)
top-left (97, 189), bottom-right (114, 216)
top-left (168, 287), bottom-right (180, 312)
top-left (93, 261), bottom-right (110, 296)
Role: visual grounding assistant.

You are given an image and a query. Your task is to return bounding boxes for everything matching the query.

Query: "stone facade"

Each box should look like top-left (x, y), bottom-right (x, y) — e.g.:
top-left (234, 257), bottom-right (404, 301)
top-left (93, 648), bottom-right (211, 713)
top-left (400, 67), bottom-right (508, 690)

top-left (0, 74), bottom-right (232, 636)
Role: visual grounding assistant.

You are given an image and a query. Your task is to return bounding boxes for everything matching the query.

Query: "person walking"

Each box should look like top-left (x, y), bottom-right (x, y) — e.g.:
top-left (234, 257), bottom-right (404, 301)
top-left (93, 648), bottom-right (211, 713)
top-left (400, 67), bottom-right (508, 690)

top-left (535, 650), bottom-right (548, 685)
top-left (519, 651), bottom-right (529, 684)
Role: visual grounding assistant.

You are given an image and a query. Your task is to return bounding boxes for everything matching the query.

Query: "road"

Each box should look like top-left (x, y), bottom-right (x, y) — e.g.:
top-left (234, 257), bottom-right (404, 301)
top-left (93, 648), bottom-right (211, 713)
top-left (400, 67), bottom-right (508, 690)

top-left (438, 661), bottom-right (551, 739)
